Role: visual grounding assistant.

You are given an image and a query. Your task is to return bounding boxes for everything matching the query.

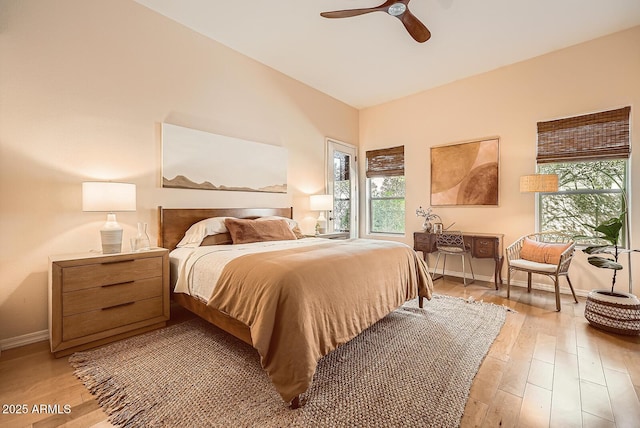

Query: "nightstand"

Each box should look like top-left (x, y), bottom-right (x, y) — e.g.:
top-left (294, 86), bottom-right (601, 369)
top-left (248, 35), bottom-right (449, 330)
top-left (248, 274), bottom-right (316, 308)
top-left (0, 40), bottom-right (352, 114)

top-left (48, 248), bottom-right (170, 357)
top-left (306, 232), bottom-right (350, 240)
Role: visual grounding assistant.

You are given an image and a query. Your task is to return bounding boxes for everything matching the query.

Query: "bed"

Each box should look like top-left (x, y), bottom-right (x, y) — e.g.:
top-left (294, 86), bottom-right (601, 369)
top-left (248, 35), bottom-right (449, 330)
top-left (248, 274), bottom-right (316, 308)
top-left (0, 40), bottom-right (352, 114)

top-left (158, 206), bottom-right (433, 408)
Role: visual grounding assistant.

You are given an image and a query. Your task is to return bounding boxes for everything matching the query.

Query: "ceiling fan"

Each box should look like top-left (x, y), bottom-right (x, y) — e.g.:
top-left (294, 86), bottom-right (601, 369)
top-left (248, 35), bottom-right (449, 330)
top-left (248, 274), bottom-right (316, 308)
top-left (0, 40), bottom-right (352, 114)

top-left (320, 0), bottom-right (431, 43)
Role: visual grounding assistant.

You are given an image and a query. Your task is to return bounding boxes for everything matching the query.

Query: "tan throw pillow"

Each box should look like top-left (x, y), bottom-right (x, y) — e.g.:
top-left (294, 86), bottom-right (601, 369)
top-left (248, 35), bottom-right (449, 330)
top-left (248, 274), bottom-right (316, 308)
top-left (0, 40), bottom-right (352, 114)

top-left (255, 216), bottom-right (305, 239)
top-left (224, 218), bottom-right (297, 244)
top-left (200, 232), bottom-right (233, 246)
top-left (291, 225), bottom-right (305, 239)
top-left (520, 238), bottom-right (571, 264)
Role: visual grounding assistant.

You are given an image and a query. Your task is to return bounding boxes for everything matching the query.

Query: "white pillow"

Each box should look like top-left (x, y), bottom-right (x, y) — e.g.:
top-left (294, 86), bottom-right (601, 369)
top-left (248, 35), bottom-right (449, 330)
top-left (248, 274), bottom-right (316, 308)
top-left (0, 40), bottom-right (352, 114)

top-left (176, 217), bottom-right (233, 248)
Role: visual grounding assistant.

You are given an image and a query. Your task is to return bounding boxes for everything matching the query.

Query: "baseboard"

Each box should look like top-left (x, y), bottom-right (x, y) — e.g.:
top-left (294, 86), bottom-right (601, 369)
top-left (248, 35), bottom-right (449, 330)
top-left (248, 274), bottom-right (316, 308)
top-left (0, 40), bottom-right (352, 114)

top-left (506, 278), bottom-right (589, 298)
top-left (435, 269), bottom-right (589, 298)
top-left (432, 269), bottom-right (496, 285)
top-left (0, 329), bottom-right (49, 352)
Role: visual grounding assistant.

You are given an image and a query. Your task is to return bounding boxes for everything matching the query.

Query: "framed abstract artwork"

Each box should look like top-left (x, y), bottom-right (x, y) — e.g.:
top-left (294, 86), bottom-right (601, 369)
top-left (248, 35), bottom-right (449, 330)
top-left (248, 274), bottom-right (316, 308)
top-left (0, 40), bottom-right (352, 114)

top-left (430, 137), bottom-right (499, 206)
top-left (162, 123), bottom-right (287, 193)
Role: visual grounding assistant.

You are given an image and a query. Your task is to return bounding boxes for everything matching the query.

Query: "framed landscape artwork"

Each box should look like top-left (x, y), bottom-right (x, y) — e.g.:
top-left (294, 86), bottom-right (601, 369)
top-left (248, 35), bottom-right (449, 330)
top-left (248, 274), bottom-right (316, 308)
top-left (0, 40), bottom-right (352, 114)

top-left (162, 123), bottom-right (287, 193)
top-left (430, 137), bottom-right (499, 206)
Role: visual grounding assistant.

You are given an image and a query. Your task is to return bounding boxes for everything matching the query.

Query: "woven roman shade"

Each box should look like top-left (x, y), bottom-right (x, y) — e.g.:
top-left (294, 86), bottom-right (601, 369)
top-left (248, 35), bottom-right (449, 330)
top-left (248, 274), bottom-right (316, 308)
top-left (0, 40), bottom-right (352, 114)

top-left (366, 146), bottom-right (404, 178)
top-left (536, 107), bottom-right (630, 163)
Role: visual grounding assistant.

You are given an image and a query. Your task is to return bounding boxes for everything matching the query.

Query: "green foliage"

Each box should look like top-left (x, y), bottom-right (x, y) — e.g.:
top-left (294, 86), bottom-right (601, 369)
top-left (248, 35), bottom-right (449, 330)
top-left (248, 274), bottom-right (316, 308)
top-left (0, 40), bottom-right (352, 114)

top-left (586, 256), bottom-right (623, 271)
top-left (332, 180), bottom-right (351, 232)
top-left (579, 211), bottom-right (638, 293)
top-left (587, 213), bottom-right (625, 246)
top-left (369, 176), bottom-right (405, 234)
top-left (538, 160), bottom-right (626, 243)
top-left (370, 176), bottom-right (405, 198)
top-left (371, 199), bottom-right (405, 233)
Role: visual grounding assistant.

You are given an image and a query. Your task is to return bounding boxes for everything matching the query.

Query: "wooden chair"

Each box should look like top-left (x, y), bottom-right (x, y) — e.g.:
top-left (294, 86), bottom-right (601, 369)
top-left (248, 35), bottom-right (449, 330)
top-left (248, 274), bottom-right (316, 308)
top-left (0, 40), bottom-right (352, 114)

top-left (433, 230), bottom-right (475, 286)
top-left (506, 231), bottom-right (578, 311)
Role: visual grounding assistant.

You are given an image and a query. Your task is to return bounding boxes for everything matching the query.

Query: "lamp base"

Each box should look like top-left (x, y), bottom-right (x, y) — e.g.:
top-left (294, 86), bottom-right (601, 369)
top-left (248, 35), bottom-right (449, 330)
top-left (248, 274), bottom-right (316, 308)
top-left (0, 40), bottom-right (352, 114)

top-left (100, 213), bottom-right (123, 254)
top-left (316, 213), bottom-right (327, 235)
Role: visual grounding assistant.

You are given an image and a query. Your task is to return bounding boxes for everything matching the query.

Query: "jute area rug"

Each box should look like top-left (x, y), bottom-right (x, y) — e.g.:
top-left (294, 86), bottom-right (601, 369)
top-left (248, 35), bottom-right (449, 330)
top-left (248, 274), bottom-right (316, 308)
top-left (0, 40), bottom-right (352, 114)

top-left (70, 295), bottom-right (508, 427)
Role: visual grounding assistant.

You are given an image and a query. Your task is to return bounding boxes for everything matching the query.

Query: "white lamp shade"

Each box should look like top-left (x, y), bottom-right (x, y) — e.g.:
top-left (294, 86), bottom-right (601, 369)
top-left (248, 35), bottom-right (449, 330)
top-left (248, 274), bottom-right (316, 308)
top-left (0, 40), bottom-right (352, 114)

top-left (82, 182), bottom-right (136, 212)
top-left (310, 194), bottom-right (333, 211)
top-left (519, 174), bottom-right (558, 193)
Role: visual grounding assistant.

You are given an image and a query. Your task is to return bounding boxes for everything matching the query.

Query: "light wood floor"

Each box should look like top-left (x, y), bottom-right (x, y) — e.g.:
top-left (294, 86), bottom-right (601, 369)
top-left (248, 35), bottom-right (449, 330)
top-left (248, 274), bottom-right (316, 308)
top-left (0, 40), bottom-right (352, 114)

top-left (1, 279), bottom-right (639, 427)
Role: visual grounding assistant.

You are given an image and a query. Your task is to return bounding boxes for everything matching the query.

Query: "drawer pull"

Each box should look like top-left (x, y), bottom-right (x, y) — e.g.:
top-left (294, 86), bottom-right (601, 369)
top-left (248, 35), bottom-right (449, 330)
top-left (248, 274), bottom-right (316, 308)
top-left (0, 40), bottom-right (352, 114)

top-left (101, 259), bottom-right (135, 265)
top-left (101, 301), bottom-right (135, 311)
top-left (101, 281), bottom-right (135, 288)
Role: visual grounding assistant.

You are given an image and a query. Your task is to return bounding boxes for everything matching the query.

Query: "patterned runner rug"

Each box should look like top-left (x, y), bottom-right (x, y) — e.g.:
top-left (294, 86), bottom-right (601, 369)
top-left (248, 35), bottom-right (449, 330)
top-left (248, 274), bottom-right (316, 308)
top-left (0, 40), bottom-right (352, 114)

top-left (70, 295), bottom-right (508, 427)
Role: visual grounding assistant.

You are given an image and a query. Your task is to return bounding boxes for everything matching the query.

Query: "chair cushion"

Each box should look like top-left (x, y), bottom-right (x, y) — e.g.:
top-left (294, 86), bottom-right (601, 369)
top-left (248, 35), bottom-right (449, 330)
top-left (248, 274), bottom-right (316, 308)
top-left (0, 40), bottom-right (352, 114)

top-left (520, 238), bottom-right (571, 265)
top-left (509, 259), bottom-right (558, 273)
top-left (438, 246), bottom-right (465, 254)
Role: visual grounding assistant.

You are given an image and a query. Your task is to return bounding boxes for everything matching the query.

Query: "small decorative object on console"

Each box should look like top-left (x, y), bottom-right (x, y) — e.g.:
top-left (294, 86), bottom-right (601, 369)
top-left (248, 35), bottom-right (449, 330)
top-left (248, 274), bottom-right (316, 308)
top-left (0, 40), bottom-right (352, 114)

top-left (416, 206), bottom-right (441, 233)
top-left (132, 222), bottom-right (151, 251)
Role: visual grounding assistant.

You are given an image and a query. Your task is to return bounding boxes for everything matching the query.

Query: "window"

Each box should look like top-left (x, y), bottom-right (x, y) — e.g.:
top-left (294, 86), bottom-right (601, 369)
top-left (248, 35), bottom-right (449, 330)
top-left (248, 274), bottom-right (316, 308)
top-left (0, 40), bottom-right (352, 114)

top-left (332, 149), bottom-right (352, 233)
top-left (538, 160), bottom-right (627, 244)
top-left (536, 107), bottom-right (630, 246)
top-left (366, 146), bottom-right (405, 234)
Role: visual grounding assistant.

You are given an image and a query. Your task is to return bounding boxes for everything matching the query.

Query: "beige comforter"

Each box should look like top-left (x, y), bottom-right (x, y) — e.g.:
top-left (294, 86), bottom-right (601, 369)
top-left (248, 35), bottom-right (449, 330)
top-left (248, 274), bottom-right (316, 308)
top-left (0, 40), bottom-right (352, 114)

top-left (207, 239), bottom-right (433, 403)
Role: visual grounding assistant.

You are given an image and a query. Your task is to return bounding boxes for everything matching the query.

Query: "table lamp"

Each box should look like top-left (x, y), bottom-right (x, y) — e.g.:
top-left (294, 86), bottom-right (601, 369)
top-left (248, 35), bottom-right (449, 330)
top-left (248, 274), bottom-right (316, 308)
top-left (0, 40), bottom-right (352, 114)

top-left (519, 174), bottom-right (558, 193)
top-left (82, 182), bottom-right (136, 254)
top-left (310, 194), bottom-right (333, 235)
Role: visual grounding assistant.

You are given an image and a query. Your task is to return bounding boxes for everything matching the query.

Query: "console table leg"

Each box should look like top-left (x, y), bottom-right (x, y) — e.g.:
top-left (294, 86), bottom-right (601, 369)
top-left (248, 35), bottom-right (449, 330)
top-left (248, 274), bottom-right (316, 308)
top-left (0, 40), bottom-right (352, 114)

top-left (493, 256), bottom-right (504, 289)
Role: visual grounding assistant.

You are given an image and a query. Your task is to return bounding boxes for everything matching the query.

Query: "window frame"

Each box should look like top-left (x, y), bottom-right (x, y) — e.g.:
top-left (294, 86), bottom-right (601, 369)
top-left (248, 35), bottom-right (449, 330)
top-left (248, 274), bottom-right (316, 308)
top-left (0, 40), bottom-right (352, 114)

top-left (365, 146), bottom-right (405, 236)
top-left (536, 159), bottom-right (629, 247)
top-left (367, 175), bottom-right (406, 235)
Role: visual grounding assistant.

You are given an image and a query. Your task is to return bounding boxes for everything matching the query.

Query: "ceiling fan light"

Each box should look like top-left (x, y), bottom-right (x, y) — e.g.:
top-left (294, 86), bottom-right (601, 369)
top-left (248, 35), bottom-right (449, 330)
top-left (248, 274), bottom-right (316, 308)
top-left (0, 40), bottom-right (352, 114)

top-left (388, 3), bottom-right (406, 16)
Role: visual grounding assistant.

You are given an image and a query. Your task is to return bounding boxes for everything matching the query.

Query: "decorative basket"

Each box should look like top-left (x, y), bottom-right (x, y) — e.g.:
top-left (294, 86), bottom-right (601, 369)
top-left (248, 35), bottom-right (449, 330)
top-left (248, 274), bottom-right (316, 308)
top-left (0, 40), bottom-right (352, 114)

top-left (584, 290), bottom-right (640, 336)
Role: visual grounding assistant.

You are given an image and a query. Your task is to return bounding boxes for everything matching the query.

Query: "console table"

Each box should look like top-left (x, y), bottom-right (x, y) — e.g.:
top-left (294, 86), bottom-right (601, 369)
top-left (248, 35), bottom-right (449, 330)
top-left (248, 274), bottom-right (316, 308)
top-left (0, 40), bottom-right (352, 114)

top-left (413, 231), bottom-right (504, 289)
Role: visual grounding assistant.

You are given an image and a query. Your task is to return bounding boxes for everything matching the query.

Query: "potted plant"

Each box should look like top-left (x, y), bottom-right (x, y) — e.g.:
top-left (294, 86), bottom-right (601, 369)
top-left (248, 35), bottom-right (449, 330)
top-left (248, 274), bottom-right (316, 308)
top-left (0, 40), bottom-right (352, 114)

top-left (581, 213), bottom-right (640, 335)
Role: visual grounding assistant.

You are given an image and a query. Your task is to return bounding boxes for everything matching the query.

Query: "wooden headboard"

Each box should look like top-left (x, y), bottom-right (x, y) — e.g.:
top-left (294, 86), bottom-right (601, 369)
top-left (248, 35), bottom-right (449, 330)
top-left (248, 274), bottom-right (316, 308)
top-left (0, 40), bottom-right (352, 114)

top-left (158, 206), bottom-right (294, 251)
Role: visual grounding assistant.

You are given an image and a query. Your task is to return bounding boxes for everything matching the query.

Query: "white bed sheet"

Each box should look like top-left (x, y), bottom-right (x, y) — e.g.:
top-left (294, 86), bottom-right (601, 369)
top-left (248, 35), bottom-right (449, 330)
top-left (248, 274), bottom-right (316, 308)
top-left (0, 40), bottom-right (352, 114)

top-left (170, 238), bottom-right (328, 301)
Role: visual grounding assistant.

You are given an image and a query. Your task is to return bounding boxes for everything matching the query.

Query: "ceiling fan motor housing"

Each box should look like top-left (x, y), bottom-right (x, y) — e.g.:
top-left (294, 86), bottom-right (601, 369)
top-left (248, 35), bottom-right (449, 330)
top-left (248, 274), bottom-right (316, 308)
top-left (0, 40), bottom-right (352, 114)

top-left (388, 3), bottom-right (407, 16)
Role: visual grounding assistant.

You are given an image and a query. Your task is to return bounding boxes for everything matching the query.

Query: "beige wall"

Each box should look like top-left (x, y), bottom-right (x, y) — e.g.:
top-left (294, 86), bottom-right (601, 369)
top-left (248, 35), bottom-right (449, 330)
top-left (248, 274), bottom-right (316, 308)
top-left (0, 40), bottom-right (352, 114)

top-left (0, 0), bottom-right (358, 342)
top-left (359, 26), bottom-right (640, 295)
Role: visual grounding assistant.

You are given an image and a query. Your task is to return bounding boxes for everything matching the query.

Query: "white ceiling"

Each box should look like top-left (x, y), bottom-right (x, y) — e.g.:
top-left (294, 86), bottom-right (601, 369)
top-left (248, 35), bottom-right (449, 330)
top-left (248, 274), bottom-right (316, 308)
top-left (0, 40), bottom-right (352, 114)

top-left (134, 0), bottom-right (640, 109)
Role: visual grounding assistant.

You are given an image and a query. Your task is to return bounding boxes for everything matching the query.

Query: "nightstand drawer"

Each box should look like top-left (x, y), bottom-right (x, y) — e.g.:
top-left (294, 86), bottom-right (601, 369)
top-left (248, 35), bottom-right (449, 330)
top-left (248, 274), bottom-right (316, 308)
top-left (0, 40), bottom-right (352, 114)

top-left (62, 296), bottom-right (164, 341)
top-left (63, 277), bottom-right (163, 316)
top-left (62, 257), bottom-right (163, 292)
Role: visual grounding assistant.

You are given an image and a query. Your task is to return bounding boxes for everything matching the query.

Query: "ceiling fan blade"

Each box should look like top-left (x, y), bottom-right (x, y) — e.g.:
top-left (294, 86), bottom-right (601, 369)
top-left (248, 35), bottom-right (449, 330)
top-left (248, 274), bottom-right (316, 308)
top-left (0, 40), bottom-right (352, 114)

top-left (320, 0), bottom-right (397, 19)
top-left (320, 8), bottom-right (382, 19)
top-left (399, 10), bottom-right (431, 43)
